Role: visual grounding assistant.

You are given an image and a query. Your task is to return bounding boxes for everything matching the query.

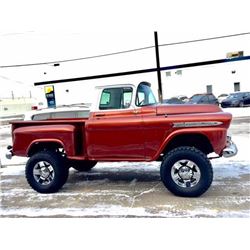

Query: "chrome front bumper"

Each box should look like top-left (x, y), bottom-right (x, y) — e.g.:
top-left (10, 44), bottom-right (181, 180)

top-left (222, 136), bottom-right (238, 158)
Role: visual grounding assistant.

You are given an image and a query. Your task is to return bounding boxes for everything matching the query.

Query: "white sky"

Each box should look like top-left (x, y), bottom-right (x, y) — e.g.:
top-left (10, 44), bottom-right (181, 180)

top-left (0, 0), bottom-right (250, 99)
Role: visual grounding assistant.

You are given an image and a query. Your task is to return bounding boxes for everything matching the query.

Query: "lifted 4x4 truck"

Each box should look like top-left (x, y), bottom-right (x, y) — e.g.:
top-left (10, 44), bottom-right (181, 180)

top-left (6, 82), bottom-right (237, 197)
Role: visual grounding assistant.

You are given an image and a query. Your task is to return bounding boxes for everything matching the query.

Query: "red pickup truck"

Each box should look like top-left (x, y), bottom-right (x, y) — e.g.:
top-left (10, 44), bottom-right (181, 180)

top-left (6, 82), bottom-right (237, 197)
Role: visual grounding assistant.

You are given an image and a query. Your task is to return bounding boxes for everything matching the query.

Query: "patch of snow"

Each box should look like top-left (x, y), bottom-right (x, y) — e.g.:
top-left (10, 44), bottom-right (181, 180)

top-left (213, 162), bottom-right (250, 180)
top-left (0, 125), bottom-right (11, 134)
top-left (187, 208), bottom-right (250, 218)
top-left (0, 179), bottom-right (16, 184)
top-left (0, 152), bottom-right (27, 167)
top-left (97, 161), bottom-right (160, 172)
top-left (222, 107), bottom-right (250, 118)
top-left (0, 164), bottom-right (25, 175)
top-left (0, 205), bottom-right (148, 217)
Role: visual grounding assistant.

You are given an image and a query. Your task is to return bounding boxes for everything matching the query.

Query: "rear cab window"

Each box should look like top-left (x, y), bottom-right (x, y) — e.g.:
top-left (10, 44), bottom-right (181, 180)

top-left (99, 87), bottom-right (133, 110)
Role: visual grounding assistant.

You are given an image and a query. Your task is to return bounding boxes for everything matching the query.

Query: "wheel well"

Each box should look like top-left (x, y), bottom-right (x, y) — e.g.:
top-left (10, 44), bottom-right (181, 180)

top-left (28, 142), bottom-right (64, 157)
top-left (160, 133), bottom-right (213, 159)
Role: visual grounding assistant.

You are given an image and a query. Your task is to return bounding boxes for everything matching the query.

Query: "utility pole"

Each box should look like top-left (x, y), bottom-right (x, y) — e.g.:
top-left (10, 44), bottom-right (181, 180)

top-left (154, 31), bottom-right (163, 103)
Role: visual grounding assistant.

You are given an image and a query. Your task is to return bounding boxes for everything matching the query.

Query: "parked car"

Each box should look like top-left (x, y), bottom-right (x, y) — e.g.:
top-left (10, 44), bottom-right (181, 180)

top-left (188, 93), bottom-right (219, 105)
top-left (221, 92), bottom-right (250, 108)
top-left (174, 95), bottom-right (189, 102)
top-left (163, 97), bottom-right (185, 104)
top-left (24, 103), bottom-right (90, 120)
top-left (217, 94), bottom-right (229, 105)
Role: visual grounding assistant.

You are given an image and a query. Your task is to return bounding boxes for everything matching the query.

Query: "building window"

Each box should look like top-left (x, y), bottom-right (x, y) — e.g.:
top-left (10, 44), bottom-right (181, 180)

top-left (206, 85), bottom-right (213, 94)
top-left (234, 82), bottom-right (240, 92)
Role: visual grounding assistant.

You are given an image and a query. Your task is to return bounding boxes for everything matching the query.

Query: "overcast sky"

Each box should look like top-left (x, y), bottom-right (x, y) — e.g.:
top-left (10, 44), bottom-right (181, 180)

top-left (0, 0), bottom-right (250, 98)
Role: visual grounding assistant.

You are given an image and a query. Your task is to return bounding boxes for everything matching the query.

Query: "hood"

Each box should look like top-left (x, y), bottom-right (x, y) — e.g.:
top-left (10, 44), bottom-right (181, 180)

top-left (156, 104), bottom-right (222, 115)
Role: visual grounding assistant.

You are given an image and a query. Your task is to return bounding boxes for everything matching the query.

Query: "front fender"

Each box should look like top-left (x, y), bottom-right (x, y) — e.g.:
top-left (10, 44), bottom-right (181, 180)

top-left (152, 127), bottom-right (227, 160)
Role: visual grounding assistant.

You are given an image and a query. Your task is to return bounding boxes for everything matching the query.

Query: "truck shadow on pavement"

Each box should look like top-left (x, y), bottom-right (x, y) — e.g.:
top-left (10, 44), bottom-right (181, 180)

top-left (67, 169), bottom-right (161, 183)
top-left (66, 164), bottom-right (161, 185)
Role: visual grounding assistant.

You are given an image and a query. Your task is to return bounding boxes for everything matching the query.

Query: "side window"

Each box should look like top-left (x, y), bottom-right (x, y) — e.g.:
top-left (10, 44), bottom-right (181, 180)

top-left (136, 83), bottom-right (156, 106)
top-left (122, 90), bottom-right (133, 108)
top-left (100, 91), bottom-right (111, 106)
top-left (99, 87), bottom-right (133, 110)
top-left (200, 96), bottom-right (208, 103)
top-left (137, 92), bottom-right (145, 106)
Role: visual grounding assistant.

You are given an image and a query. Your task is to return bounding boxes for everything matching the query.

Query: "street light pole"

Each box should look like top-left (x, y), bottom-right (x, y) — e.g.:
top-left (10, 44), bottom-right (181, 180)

top-left (154, 31), bottom-right (163, 103)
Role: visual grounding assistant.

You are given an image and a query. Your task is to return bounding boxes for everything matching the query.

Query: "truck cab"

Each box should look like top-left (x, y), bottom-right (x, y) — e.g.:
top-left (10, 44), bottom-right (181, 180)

top-left (92, 81), bottom-right (156, 111)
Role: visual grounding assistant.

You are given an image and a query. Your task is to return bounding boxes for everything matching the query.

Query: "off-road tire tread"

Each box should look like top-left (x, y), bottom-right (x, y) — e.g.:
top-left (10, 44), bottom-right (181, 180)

top-left (160, 146), bottom-right (213, 197)
top-left (25, 151), bottom-right (69, 193)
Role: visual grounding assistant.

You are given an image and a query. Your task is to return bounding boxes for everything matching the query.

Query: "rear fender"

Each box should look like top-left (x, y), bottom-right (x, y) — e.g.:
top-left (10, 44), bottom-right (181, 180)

top-left (12, 124), bottom-right (77, 157)
top-left (26, 139), bottom-right (65, 156)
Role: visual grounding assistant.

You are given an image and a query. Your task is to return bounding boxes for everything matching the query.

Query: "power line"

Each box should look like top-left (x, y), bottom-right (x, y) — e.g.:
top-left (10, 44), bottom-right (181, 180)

top-left (1, 32), bottom-right (250, 68)
top-left (0, 74), bottom-right (27, 85)
top-left (159, 32), bottom-right (250, 47)
top-left (0, 45), bottom-right (155, 68)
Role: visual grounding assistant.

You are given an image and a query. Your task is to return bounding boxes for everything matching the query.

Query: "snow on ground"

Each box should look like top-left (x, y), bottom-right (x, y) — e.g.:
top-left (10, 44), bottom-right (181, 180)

top-left (0, 134), bottom-right (249, 218)
top-left (222, 106), bottom-right (250, 118)
top-left (0, 125), bottom-right (11, 134)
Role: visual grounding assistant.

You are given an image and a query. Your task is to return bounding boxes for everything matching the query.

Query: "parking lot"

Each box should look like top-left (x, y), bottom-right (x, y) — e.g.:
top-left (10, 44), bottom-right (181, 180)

top-left (0, 112), bottom-right (249, 218)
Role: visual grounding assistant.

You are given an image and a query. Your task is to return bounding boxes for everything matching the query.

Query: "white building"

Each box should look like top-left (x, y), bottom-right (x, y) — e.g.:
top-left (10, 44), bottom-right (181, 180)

top-left (161, 59), bottom-right (250, 99)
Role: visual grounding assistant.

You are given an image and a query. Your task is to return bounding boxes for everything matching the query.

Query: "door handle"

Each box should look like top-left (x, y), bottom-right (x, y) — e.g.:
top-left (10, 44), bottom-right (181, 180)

top-left (133, 109), bottom-right (140, 114)
top-left (95, 113), bottom-right (106, 117)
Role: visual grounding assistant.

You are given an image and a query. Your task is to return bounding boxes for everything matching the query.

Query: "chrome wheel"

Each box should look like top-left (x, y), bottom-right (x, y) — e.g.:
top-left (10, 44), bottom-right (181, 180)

top-left (171, 159), bottom-right (201, 188)
top-left (33, 161), bottom-right (55, 185)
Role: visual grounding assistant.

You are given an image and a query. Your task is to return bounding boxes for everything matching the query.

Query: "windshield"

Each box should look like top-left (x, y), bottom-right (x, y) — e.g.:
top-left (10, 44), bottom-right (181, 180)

top-left (190, 94), bottom-right (203, 102)
top-left (136, 82), bottom-right (157, 107)
top-left (229, 93), bottom-right (246, 98)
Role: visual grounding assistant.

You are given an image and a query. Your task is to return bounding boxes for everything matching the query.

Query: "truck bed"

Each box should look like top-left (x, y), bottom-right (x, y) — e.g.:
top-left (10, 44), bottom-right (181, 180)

top-left (11, 118), bottom-right (88, 158)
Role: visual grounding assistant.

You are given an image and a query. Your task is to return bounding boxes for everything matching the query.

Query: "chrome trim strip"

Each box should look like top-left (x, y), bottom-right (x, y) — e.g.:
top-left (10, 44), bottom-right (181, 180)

top-left (173, 121), bottom-right (223, 128)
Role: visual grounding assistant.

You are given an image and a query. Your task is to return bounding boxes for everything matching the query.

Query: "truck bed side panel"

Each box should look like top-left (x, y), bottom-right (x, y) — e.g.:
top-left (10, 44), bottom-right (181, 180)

top-left (11, 119), bottom-right (86, 157)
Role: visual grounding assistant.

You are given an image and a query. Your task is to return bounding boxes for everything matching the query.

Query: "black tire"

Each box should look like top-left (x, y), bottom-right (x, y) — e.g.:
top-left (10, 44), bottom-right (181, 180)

top-left (239, 101), bottom-right (244, 107)
top-left (160, 146), bottom-right (213, 197)
top-left (69, 160), bottom-right (97, 172)
top-left (25, 151), bottom-right (69, 193)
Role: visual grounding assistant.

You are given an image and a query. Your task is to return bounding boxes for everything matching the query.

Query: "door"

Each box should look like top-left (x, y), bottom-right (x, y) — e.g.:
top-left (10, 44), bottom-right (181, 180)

top-left (86, 87), bottom-right (145, 160)
top-left (244, 92), bottom-right (250, 105)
